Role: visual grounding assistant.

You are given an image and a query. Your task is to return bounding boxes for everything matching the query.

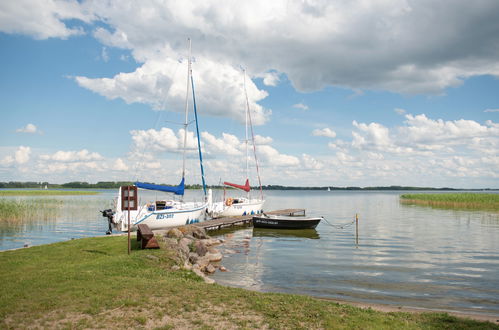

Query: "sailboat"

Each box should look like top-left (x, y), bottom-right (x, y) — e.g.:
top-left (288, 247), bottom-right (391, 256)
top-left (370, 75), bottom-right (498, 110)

top-left (109, 39), bottom-right (209, 232)
top-left (207, 71), bottom-right (265, 218)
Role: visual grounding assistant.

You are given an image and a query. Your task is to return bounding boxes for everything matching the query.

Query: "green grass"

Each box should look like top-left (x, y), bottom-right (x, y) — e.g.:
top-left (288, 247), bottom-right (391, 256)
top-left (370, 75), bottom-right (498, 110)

top-left (0, 190), bottom-right (99, 196)
top-left (0, 236), bottom-right (497, 329)
top-left (400, 193), bottom-right (499, 211)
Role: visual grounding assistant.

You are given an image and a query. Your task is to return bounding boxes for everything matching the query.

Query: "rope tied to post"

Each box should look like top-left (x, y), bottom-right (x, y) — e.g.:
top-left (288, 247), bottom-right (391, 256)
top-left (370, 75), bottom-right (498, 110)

top-left (321, 214), bottom-right (358, 229)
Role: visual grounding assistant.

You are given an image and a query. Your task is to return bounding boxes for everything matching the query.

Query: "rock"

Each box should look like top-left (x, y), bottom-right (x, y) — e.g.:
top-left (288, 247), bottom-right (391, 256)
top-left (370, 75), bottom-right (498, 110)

top-left (171, 265), bottom-right (180, 271)
top-left (206, 252), bottom-right (223, 262)
top-left (188, 252), bottom-right (199, 265)
top-left (178, 237), bottom-right (193, 259)
top-left (195, 256), bottom-right (211, 270)
top-left (202, 238), bottom-right (222, 247)
top-left (192, 227), bottom-right (207, 239)
top-left (145, 255), bottom-right (159, 261)
top-left (205, 264), bottom-right (216, 274)
top-left (219, 266), bottom-right (228, 272)
top-left (166, 228), bottom-right (183, 239)
top-left (208, 247), bottom-right (219, 254)
top-left (195, 240), bottom-right (208, 257)
top-left (224, 249), bottom-right (237, 255)
top-left (182, 260), bottom-right (192, 270)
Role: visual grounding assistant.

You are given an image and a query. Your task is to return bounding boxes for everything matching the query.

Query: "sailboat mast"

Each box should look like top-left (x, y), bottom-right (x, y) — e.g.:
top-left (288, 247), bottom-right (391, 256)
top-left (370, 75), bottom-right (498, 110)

top-left (244, 71), bottom-right (249, 199)
top-left (181, 38), bottom-right (192, 187)
top-left (244, 71), bottom-right (264, 201)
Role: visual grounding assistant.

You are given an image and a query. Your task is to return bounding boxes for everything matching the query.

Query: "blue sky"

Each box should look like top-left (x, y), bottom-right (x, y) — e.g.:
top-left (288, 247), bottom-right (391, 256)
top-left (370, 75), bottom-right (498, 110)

top-left (1, 0), bottom-right (498, 188)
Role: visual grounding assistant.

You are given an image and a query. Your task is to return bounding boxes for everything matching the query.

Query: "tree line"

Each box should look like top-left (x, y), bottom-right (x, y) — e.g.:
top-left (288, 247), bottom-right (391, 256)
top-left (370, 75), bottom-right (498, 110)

top-left (0, 181), bottom-right (476, 190)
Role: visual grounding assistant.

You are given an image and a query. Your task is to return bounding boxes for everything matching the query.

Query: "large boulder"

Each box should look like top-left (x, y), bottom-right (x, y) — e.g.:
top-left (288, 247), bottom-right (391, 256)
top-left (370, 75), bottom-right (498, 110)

top-left (188, 252), bottom-right (199, 265)
top-left (206, 251), bottom-right (223, 262)
top-left (195, 255), bottom-right (211, 270)
top-left (178, 237), bottom-right (193, 259)
top-left (194, 240), bottom-right (208, 257)
top-left (205, 264), bottom-right (216, 274)
top-left (166, 228), bottom-right (183, 239)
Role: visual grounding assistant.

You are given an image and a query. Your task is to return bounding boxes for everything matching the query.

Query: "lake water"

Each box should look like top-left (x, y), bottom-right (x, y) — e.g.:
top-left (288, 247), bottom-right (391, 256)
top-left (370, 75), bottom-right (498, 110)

top-left (1, 189), bottom-right (498, 317)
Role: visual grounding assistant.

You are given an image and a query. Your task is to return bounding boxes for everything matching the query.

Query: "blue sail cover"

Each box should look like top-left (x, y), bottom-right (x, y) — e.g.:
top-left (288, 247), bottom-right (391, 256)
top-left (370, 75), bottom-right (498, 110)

top-left (135, 178), bottom-right (185, 195)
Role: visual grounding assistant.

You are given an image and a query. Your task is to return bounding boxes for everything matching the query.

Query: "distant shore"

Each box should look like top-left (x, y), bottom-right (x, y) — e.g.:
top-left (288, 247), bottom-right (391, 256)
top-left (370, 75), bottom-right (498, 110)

top-left (1, 181), bottom-right (498, 191)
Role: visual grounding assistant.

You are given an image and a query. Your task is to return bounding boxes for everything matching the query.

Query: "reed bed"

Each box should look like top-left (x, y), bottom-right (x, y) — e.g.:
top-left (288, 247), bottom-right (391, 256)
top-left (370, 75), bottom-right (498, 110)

top-left (0, 198), bottom-right (62, 224)
top-left (0, 190), bottom-right (98, 196)
top-left (400, 193), bottom-right (499, 211)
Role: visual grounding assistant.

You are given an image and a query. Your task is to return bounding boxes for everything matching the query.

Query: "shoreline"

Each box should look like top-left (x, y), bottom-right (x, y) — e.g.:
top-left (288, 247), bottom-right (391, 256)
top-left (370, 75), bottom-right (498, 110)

top-left (3, 232), bottom-right (499, 325)
top-left (319, 297), bottom-right (499, 325)
top-left (1, 235), bottom-right (498, 328)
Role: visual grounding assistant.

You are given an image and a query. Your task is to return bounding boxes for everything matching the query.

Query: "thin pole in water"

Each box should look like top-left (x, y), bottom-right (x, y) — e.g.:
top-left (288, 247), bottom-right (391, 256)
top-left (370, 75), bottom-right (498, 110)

top-left (127, 186), bottom-right (131, 255)
top-left (355, 213), bottom-right (359, 247)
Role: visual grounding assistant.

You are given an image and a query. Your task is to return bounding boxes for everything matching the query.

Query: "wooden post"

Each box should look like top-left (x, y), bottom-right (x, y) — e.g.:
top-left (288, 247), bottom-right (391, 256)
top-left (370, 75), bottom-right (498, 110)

top-left (121, 185), bottom-right (137, 255)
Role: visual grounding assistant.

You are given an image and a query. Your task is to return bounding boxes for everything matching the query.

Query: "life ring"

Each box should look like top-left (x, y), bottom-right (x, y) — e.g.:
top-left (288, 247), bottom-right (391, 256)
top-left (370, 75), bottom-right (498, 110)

top-left (226, 197), bottom-right (233, 206)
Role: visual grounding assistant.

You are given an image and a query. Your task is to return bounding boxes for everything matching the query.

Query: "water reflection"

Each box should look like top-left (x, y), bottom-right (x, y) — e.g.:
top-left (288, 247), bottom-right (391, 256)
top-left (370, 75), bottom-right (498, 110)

top-left (1, 189), bottom-right (499, 317)
top-left (252, 228), bottom-right (320, 239)
top-left (210, 190), bottom-right (499, 316)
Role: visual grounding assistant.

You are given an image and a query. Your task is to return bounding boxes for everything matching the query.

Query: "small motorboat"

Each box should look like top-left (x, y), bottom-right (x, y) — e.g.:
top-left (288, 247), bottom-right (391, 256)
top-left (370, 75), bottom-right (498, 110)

top-left (252, 214), bottom-right (323, 229)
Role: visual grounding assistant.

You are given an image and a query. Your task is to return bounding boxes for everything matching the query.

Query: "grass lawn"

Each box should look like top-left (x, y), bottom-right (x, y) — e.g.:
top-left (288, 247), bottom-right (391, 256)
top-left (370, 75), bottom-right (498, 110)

top-left (400, 193), bottom-right (499, 211)
top-left (1, 236), bottom-right (497, 329)
top-left (0, 190), bottom-right (99, 196)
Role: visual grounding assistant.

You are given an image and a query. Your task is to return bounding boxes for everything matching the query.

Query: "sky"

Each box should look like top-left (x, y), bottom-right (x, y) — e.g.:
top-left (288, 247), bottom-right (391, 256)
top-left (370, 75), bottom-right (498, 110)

top-left (1, 0), bottom-right (499, 189)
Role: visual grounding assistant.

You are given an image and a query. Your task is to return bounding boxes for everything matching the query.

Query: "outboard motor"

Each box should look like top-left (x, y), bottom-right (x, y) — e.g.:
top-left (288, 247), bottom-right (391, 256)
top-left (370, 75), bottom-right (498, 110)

top-left (100, 209), bottom-right (114, 235)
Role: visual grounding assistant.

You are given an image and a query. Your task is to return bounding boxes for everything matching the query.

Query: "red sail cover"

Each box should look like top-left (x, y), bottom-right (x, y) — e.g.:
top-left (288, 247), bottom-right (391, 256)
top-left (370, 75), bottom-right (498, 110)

top-left (224, 179), bottom-right (251, 192)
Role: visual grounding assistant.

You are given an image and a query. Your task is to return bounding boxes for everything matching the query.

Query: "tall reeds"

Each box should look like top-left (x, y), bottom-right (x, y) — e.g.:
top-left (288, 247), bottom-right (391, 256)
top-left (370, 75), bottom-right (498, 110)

top-left (0, 198), bottom-right (62, 226)
top-left (400, 193), bottom-right (499, 211)
top-left (0, 190), bottom-right (98, 196)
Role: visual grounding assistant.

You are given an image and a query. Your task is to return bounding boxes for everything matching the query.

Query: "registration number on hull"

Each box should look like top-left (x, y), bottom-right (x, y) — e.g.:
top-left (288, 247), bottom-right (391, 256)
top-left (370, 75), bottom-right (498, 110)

top-left (156, 213), bottom-right (174, 220)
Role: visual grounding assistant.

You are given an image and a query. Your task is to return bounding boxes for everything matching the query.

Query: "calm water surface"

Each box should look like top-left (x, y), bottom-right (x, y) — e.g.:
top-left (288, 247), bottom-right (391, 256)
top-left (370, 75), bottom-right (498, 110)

top-left (1, 189), bottom-right (498, 316)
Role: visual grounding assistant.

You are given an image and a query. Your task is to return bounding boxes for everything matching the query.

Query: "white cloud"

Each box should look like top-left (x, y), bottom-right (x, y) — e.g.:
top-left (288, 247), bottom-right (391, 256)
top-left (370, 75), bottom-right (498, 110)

top-left (113, 158), bottom-right (129, 171)
top-left (0, 0), bottom-right (93, 40)
top-left (258, 145), bottom-right (300, 167)
top-left (40, 149), bottom-right (103, 162)
top-left (101, 46), bottom-right (109, 62)
top-left (394, 108), bottom-right (406, 115)
top-left (301, 153), bottom-right (324, 170)
top-left (130, 128), bottom-right (197, 154)
top-left (312, 127), bottom-right (336, 138)
top-left (15, 146), bottom-right (31, 164)
top-left (16, 123), bottom-right (39, 134)
top-left (258, 71), bottom-right (281, 86)
top-left (352, 121), bottom-right (392, 150)
top-left (75, 56), bottom-right (271, 125)
top-left (253, 135), bottom-right (273, 145)
top-left (3, 1), bottom-right (499, 96)
top-left (1, 146), bottom-right (31, 166)
top-left (293, 103), bottom-right (309, 111)
top-left (484, 108), bottom-right (499, 113)
top-left (400, 114), bottom-right (499, 145)
top-left (201, 132), bottom-right (242, 156)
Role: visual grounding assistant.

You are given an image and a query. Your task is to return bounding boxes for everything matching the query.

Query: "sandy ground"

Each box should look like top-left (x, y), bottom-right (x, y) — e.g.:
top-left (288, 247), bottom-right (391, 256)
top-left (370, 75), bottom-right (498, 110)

top-left (322, 298), bottom-right (499, 325)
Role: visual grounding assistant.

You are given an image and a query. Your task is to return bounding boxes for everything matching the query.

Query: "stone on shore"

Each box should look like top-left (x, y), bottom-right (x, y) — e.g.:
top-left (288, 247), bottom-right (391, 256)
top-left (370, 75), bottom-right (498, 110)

top-left (166, 228), bottom-right (183, 239)
top-left (195, 240), bottom-right (208, 257)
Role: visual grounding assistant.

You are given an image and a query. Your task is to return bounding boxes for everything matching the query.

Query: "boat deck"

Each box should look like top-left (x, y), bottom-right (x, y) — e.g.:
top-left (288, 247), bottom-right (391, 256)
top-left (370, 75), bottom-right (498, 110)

top-left (196, 208), bottom-right (305, 231)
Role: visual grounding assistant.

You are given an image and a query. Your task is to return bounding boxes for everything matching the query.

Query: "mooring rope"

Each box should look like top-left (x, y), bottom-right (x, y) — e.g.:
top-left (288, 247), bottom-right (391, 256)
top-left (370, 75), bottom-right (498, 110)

top-left (321, 216), bottom-right (356, 229)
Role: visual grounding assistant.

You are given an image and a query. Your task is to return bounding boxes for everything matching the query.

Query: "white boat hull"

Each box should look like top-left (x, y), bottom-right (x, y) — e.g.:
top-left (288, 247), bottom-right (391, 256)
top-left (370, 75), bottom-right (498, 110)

top-left (113, 202), bottom-right (207, 232)
top-left (208, 199), bottom-right (265, 218)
